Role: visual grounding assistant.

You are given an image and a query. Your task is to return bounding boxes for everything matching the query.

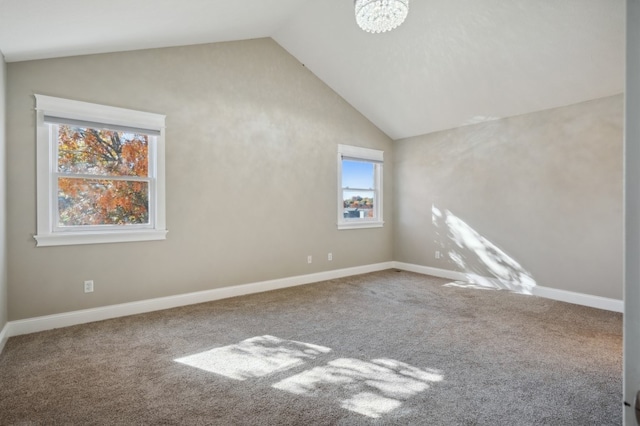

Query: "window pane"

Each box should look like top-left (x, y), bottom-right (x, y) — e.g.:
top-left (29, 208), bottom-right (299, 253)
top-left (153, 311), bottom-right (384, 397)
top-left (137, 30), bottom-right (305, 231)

top-left (342, 160), bottom-right (374, 189)
top-left (343, 190), bottom-right (375, 219)
top-left (58, 178), bottom-right (149, 226)
top-left (57, 125), bottom-right (148, 177)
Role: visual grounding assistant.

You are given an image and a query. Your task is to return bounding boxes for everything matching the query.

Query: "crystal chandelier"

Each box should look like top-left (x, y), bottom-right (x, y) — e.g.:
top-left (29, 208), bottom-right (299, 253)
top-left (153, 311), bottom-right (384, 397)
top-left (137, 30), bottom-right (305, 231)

top-left (354, 0), bottom-right (409, 34)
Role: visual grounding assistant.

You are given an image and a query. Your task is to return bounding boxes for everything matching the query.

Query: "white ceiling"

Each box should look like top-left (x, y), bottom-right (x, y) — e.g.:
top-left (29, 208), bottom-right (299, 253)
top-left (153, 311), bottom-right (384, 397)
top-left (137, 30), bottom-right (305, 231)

top-left (0, 0), bottom-right (625, 140)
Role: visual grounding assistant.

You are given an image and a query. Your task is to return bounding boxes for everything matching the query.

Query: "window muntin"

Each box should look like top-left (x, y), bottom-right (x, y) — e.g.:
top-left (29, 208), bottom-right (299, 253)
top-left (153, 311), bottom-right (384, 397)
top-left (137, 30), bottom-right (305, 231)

top-left (34, 95), bottom-right (167, 247)
top-left (337, 145), bottom-right (383, 229)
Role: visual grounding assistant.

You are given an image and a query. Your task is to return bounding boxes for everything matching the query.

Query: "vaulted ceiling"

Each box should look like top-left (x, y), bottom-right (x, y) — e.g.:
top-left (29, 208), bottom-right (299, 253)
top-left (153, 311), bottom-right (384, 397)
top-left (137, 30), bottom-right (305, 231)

top-left (0, 0), bottom-right (625, 139)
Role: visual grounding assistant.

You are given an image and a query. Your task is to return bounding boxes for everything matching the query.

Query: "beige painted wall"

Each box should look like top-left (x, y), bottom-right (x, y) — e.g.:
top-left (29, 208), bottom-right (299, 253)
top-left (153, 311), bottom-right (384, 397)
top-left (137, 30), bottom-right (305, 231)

top-left (394, 95), bottom-right (623, 300)
top-left (6, 39), bottom-right (394, 320)
top-left (0, 52), bottom-right (7, 331)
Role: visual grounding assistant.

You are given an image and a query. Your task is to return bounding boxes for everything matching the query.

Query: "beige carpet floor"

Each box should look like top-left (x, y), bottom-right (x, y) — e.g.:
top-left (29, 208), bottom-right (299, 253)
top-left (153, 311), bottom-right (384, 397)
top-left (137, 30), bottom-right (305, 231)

top-left (0, 270), bottom-right (623, 425)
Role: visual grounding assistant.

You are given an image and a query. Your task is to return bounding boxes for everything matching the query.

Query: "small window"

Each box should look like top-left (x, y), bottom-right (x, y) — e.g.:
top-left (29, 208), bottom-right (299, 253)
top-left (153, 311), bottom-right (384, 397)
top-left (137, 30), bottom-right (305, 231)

top-left (337, 144), bottom-right (384, 230)
top-left (34, 95), bottom-right (167, 246)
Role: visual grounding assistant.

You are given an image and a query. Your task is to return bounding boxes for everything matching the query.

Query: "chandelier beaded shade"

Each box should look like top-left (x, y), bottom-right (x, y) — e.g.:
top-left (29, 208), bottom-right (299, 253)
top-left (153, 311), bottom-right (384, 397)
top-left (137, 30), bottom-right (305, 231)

top-left (354, 0), bottom-right (409, 33)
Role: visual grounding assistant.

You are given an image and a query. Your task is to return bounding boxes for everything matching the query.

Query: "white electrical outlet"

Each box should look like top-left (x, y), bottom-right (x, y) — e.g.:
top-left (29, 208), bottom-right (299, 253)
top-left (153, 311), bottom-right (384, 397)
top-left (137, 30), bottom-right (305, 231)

top-left (328, 253), bottom-right (333, 261)
top-left (435, 251), bottom-right (440, 259)
top-left (307, 255), bottom-right (312, 264)
top-left (84, 280), bottom-right (94, 293)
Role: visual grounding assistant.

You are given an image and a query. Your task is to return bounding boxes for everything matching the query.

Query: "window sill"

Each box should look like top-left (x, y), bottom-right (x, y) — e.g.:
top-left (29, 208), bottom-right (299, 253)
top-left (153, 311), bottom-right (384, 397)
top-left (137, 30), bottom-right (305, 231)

top-left (338, 221), bottom-right (384, 230)
top-left (34, 229), bottom-right (168, 247)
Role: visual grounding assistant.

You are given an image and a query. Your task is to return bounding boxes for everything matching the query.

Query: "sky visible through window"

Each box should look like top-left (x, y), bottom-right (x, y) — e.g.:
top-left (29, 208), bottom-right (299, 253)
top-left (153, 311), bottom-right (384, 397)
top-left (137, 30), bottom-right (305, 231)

top-left (342, 160), bottom-right (374, 189)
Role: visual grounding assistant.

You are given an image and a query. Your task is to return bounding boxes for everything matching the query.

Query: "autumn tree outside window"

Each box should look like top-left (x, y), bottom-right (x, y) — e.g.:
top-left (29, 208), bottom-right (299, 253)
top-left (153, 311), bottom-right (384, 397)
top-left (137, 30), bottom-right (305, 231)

top-left (337, 144), bottom-right (384, 230)
top-left (34, 95), bottom-right (167, 247)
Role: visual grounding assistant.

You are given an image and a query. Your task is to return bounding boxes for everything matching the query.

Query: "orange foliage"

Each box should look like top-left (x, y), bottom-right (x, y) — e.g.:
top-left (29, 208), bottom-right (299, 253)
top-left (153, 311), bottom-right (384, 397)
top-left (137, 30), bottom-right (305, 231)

top-left (57, 125), bottom-right (150, 226)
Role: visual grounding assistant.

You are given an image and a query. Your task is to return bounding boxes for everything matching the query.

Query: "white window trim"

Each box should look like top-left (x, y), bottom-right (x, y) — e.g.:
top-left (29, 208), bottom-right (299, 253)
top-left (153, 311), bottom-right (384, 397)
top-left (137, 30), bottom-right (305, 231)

top-left (337, 144), bottom-right (384, 230)
top-left (34, 94), bottom-right (167, 247)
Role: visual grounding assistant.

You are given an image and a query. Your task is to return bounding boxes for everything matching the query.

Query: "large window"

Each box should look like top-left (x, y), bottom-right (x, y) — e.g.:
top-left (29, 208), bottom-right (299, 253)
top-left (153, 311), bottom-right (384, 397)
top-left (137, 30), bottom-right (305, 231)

top-left (337, 144), bottom-right (383, 229)
top-left (34, 95), bottom-right (167, 247)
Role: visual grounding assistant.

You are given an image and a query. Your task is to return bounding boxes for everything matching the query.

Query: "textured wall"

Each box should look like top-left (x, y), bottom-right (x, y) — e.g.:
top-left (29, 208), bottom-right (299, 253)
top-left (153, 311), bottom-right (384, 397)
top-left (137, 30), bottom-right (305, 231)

top-left (0, 52), bottom-right (7, 331)
top-left (394, 95), bottom-right (623, 299)
top-left (6, 39), bottom-right (393, 320)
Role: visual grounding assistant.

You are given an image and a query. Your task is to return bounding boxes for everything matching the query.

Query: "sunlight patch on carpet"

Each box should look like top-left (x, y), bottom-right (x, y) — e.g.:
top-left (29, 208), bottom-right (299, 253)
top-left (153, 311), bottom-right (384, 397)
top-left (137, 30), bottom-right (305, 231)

top-left (175, 336), bottom-right (443, 419)
top-left (272, 358), bottom-right (443, 418)
top-left (342, 392), bottom-right (402, 418)
top-left (174, 335), bottom-right (331, 380)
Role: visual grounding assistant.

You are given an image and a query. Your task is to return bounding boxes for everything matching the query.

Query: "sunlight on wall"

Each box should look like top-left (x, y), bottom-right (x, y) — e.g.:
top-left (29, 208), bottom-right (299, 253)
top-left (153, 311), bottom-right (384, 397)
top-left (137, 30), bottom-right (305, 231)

top-left (463, 115), bottom-right (501, 125)
top-left (175, 336), bottom-right (443, 419)
top-left (432, 204), bottom-right (536, 294)
top-left (174, 335), bottom-right (331, 380)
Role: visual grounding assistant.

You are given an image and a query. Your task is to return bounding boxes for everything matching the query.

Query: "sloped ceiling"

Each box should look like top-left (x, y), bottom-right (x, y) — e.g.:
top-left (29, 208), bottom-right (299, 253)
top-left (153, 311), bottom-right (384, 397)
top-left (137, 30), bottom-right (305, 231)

top-left (0, 0), bottom-right (625, 139)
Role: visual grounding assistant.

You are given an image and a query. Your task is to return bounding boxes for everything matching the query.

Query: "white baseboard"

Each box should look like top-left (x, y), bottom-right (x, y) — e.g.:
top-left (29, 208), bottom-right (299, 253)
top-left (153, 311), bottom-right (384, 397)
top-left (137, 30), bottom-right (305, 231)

top-left (392, 262), bottom-right (624, 313)
top-left (1, 259), bottom-right (622, 352)
top-left (531, 285), bottom-right (623, 313)
top-left (0, 322), bottom-right (8, 354)
top-left (392, 263), bottom-right (468, 281)
top-left (5, 262), bottom-right (394, 339)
